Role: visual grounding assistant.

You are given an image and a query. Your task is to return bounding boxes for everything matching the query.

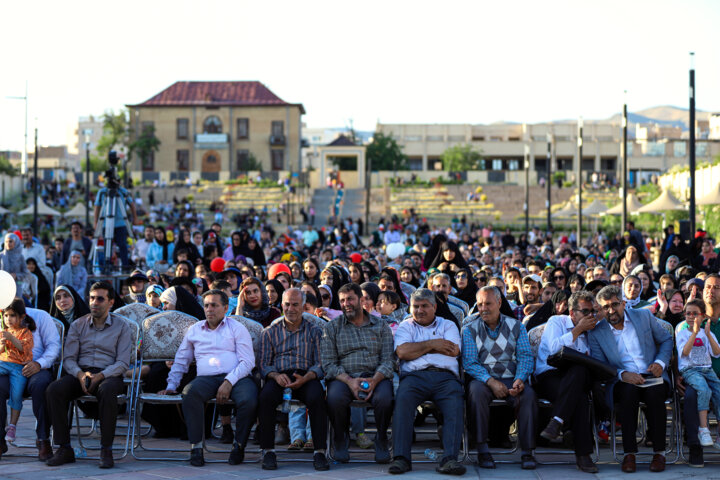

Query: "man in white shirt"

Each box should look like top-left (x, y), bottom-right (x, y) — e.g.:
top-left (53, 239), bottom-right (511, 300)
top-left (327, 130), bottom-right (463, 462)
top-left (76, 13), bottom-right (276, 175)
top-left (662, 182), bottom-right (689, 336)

top-left (159, 289), bottom-right (257, 467)
top-left (533, 291), bottom-right (598, 473)
top-left (131, 226), bottom-right (155, 266)
top-left (21, 227), bottom-right (46, 268)
top-left (588, 285), bottom-right (673, 473)
top-left (387, 288), bottom-right (465, 476)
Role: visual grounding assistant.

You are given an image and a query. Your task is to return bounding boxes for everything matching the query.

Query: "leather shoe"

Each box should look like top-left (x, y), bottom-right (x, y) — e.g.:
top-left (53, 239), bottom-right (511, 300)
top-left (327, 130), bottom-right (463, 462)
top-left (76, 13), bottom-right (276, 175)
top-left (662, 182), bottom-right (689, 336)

top-left (576, 454), bottom-right (598, 473)
top-left (621, 454), bottom-right (636, 473)
top-left (37, 439), bottom-right (53, 462)
top-left (476, 452), bottom-right (496, 469)
top-left (313, 452), bottom-right (330, 471)
top-left (388, 456), bottom-right (412, 474)
top-left (0, 438), bottom-right (7, 459)
top-left (46, 445), bottom-right (75, 467)
top-left (540, 418), bottom-right (563, 441)
top-left (262, 451), bottom-right (278, 470)
top-left (375, 437), bottom-right (391, 464)
top-left (228, 443), bottom-right (244, 465)
top-left (99, 447), bottom-right (114, 469)
top-left (190, 447), bottom-right (204, 467)
top-left (649, 453), bottom-right (665, 472)
top-left (520, 453), bottom-right (537, 470)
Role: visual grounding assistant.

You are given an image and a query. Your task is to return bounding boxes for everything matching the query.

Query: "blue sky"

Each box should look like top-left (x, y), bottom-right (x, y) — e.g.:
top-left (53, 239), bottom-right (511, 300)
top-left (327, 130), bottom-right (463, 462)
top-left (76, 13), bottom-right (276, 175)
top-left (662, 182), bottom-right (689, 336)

top-left (0, 0), bottom-right (718, 151)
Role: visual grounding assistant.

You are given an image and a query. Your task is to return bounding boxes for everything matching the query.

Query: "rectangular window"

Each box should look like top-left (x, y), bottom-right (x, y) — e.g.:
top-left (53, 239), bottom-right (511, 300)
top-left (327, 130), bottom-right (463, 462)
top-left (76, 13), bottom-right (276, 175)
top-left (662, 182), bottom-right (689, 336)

top-left (142, 152), bottom-right (154, 171)
top-left (236, 150), bottom-right (249, 170)
top-left (176, 118), bottom-right (189, 140)
top-left (177, 149), bottom-right (189, 171)
top-left (674, 141), bottom-right (686, 157)
top-left (271, 121), bottom-right (284, 137)
top-left (271, 149), bottom-right (284, 170)
top-left (581, 158), bottom-right (595, 171)
top-left (141, 121), bottom-right (155, 134)
top-left (236, 118), bottom-right (249, 139)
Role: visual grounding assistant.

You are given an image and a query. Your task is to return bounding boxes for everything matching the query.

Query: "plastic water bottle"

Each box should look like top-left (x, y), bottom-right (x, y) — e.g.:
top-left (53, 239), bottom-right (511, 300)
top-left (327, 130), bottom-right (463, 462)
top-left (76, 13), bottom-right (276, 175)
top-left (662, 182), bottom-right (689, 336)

top-left (424, 448), bottom-right (438, 461)
top-left (281, 387), bottom-right (292, 413)
top-left (358, 381), bottom-right (370, 400)
top-left (73, 446), bottom-right (87, 458)
top-left (93, 240), bottom-right (105, 276)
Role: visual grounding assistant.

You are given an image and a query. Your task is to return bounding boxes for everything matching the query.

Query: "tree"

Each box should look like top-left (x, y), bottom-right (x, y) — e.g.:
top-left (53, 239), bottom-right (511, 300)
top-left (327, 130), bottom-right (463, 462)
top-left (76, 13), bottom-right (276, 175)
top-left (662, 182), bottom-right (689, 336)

top-left (80, 155), bottom-right (109, 173)
top-left (366, 132), bottom-right (408, 171)
top-left (129, 124), bottom-right (161, 171)
top-left (0, 155), bottom-right (18, 176)
top-left (97, 109), bottom-right (131, 158)
top-left (441, 144), bottom-right (483, 172)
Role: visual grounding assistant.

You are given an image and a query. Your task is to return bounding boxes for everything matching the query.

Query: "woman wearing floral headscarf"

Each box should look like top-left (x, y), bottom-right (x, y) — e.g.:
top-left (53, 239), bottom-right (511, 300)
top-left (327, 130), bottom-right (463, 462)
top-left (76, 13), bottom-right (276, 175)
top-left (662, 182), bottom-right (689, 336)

top-left (55, 250), bottom-right (88, 294)
top-left (236, 276), bottom-right (281, 327)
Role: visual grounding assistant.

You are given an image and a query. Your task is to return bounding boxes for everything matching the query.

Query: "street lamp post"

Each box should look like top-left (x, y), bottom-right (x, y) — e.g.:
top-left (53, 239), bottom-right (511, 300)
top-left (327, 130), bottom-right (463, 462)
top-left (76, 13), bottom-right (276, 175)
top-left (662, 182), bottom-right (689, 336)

top-left (6, 81), bottom-right (28, 190)
top-left (576, 118), bottom-right (583, 247)
top-left (524, 144), bottom-right (530, 238)
top-left (546, 132), bottom-right (552, 234)
top-left (84, 131), bottom-right (91, 228)
top-left (689, 52), bottom-right (696, 234)
top-left (621, 91), bottom-right (628, 231)
top-left (32, 127), bottom-right (38, 232)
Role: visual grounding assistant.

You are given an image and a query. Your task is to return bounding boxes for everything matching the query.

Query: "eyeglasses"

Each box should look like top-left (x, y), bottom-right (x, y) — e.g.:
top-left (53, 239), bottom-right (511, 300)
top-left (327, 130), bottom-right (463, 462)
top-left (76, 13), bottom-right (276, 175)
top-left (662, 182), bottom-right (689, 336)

top-left (553, 275), bottom-right (566, 280)
top-left (475, 277), bottom-right (487, 282)
top-left (456, 273), bottom-right (468, 279)
top-left (321, 294), bottom-right (330, 300)
top-left (685, 312), bottom-right (705, 317)
top-left (576, 308), bottom-right (596, 316)
top-left (601, 301), bottom-right (623, 311)
top-left (610, 280), bottom-right (622, 285)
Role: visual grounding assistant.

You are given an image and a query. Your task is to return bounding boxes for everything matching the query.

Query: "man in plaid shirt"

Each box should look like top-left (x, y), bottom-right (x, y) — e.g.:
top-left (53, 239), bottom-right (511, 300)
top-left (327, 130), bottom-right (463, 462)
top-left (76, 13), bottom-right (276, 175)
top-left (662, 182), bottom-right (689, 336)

top-left (321, 283), bottom-right (395, 464)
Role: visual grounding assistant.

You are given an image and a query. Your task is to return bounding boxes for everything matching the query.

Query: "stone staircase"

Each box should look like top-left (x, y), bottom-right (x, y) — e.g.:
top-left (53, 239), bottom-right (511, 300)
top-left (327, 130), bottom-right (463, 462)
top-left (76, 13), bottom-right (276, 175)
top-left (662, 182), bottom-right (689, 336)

top-left (309, 188), bottom-right (367, 225)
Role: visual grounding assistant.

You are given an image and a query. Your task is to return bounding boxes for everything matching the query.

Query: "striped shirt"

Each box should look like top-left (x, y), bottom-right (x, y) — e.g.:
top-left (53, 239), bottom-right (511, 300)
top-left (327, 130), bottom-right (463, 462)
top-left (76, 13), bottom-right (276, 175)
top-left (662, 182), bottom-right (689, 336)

top-left (321, 311), bottom-right (395, 380)
top-left (259, 317), bottom-right (324, 380)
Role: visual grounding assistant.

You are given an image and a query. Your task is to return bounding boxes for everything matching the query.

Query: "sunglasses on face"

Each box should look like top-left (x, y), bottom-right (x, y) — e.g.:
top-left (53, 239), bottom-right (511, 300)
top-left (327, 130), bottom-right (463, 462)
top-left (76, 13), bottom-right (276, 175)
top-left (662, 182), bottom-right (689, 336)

top-left (456, 273), bottom-right (468, 279)
top-left (321, 294), bottom-right (330, 300)
top-left (553, 275), bottom-right (566, 280)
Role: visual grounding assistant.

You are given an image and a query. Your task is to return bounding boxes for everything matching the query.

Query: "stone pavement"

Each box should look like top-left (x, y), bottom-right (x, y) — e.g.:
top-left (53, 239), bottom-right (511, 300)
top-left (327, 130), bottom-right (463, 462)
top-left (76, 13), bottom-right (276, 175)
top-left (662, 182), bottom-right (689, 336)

top-left (1, 405), bottom-right (718, 479)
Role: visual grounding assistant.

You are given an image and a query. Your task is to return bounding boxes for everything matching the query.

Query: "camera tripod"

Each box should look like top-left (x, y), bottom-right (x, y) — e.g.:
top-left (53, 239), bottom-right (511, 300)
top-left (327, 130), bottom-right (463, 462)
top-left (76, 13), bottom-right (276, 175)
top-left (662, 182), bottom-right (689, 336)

top-left (90, 184), bottom-right (135, 273)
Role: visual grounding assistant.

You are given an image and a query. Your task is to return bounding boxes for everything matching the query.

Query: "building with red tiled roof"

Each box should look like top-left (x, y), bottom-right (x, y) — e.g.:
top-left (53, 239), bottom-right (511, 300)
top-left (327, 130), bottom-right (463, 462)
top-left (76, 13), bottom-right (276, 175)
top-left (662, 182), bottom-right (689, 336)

top-left (127, 81), bottom-right (304, 182)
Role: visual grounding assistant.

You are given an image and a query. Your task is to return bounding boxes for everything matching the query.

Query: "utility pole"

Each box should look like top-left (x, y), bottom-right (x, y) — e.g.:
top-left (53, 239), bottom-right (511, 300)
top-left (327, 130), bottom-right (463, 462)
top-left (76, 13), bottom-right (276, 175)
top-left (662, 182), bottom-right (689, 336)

top-left (689, 52), bottom-right (696, 234)
top-left (524, 144), bottom-right (530, 238)
top-left (32, 127), bottom-right (38, 231)
top-left (576, 118), bottom-right (583, 247)
top-left (546, 132), bottom-right (552, 233)
top-left (621, 91), bottom-right (628, 230)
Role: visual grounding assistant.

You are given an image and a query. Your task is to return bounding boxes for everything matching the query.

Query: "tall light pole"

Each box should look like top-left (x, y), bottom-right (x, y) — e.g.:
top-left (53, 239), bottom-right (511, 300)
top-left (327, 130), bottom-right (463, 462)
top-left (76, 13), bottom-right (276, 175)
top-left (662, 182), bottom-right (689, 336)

top-left (576, 118), bottom-right (583, 247)
top-left (84, 130), bottom-right (92, 228)
top-left (546, 132), bottom-right (552, 233)
top-left (524, 143), bottom-right (530, 237)
top-left (621, 91), bottom-right (628, 230)
top-left (6, 81), bottom-right (28, 189)
top-left (32, 127), bottom-right (38, 231)
top-left (689, 52), bottom-right (696, 235)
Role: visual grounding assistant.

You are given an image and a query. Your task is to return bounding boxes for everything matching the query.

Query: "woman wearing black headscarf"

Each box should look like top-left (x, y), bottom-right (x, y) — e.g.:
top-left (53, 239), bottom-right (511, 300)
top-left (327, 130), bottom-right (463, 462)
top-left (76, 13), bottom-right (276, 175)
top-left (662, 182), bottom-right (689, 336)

top-left (241, 237), bottom-right (266, 267)
top-left (173, 229), bottom-right (201, 265)
top-left (159, 285), bottom-right (206, 320)
top-left (222, 231), bottom-right (248, 264)
top-left (423, 234), bottom-right (447, 270)
top-left (360, 261), bottom-right (379, 283)
top-left (49, 284), bottom-right (91, 329)
top-left (265, 278), bottom-right (285, 309)
top-left (378, 267), bottom-right (408, 305)
top-left (655, 288), bottom-right (685, 328)
top-left (428, 240), bottom-right (468, 271)
top-left (453, 267), bottom-right (478, 306)
top-left (26, 257), bottom-right (51, 312)
top-left (525, 290), bottom-right (569, 331)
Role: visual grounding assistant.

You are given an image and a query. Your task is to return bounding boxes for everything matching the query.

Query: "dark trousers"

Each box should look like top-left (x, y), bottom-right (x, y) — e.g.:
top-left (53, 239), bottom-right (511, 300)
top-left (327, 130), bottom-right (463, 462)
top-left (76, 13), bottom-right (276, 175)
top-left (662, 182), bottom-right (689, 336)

top-left (114, 226), bottom-right (129, 266)
top-left (182, 374), bottom-right (258, 445)
top-left (467, 378), bottom-right (537, 451)
top-left (393, 370), bottom-right (464, 462)
top-left (327, 379), bottom-right (393, 448)
top-left (46, 371), bottom-right (124, 447)
top-left (614, 381), bottom-right (668, 453)
top-left (683, 385), bottom-right (700, 447)
top-left (257, 375), bottom-right (327, 450)
top-left (0, 368), bottom-right (52, 440)
top-left (535, 366), bottom-right (593, 455)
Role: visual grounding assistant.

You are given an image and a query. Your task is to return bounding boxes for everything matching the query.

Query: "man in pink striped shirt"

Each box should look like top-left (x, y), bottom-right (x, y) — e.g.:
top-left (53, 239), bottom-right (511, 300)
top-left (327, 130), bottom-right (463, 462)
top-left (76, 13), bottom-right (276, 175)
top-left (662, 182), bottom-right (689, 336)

top-left (159, 289), bottom-right (258, 467)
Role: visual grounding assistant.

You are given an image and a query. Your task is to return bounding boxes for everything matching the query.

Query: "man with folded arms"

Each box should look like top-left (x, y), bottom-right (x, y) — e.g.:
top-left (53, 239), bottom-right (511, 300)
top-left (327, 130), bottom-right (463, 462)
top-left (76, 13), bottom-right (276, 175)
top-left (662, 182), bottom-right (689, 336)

top-left (257, 288), bottom-right (328, 471)
top-left (159, 289), bottom-right (257, 467)
top-left (589, 285), bottom-right (672, 473)
top-left (388, 288), bottom-right (465, 476)
top-left (534, 290), bottom-right (599, 473)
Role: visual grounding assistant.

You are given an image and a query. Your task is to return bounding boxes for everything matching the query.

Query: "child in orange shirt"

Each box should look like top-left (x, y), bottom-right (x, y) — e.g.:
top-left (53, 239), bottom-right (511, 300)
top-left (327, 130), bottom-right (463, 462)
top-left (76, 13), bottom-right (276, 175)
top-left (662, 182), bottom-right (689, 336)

top-left (0, 298), bottom-right (35, 443)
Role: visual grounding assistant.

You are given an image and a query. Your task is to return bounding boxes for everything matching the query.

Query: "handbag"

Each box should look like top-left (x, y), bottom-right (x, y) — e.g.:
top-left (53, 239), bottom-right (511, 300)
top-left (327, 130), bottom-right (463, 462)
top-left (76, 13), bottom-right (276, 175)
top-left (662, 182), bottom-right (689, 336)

top-left (547, 346), bottom-right (617, 381)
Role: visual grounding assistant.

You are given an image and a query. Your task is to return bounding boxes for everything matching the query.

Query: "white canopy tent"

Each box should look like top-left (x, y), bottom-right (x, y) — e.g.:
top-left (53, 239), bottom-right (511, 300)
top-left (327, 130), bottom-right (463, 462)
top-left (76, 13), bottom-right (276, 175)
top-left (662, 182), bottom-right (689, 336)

top-left (63, 202), bottom-right (91, 218)
top-left (552, 202), bottom-right (577, 218)
top-left (603, 194), bottom-right (644, 216)
top-left (698, 185), bottom-right (720, 206)
top-left (18, 199), bottom-right (62, 216)
top-left (636, 190), bottom-right (685, 213)
top-left (582, 199), bottom-right (608, 216)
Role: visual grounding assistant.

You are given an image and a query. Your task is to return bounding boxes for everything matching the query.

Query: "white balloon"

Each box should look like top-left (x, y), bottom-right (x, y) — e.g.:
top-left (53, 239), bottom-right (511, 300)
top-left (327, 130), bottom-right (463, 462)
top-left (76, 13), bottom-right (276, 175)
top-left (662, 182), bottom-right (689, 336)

top-left (386, 242), bottom-right (405, 260)
top-left (0, 270), bottom-right (17, 309)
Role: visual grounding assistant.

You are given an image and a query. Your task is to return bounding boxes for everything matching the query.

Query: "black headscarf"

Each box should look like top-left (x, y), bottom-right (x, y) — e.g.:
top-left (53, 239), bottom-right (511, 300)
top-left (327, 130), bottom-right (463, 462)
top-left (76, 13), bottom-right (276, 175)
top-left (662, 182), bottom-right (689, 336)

top-left (26, 258), bottom-right (51, 312)
top-left (49, 284), bottom-right (90, 330)
top-left (525, 289), bottom-right (569, 331)
top-left (174, 285), bottom-right (206, 320)
top-left (265, 278), bottom-right (285, 309)
top-left (453, 267), bottom-right (478, 306)
top-left (173, 230), bottom-right (201, 264)
top-left (429, 241), bottom-right (468, 270)
top-left (656, 288), bottom-right (685, 328)
top-left (379, 267), bottom-right (408, 304)
top-left (423, 234), bottom-right (447, 270)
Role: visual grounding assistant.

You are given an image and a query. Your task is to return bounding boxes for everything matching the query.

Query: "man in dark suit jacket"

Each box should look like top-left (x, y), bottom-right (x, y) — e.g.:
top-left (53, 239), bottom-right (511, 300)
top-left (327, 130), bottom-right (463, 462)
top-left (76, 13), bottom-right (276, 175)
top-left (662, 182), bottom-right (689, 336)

top-left (62, 221), bottom-right (93, 266)
top-left (588, 285), bottom-right (672, 474)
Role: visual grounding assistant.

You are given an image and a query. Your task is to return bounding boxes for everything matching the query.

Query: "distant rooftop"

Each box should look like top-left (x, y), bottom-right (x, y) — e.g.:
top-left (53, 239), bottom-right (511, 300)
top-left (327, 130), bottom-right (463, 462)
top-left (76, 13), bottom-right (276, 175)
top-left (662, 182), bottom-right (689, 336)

top-left (128, 81), bottom-right (305, 113)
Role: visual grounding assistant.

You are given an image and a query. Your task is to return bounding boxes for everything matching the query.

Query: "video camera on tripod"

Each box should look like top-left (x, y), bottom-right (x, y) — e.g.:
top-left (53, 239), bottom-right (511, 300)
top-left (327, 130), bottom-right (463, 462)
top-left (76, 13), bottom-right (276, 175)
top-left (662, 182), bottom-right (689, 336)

top-left (90, 150), bottom-right (135, 274)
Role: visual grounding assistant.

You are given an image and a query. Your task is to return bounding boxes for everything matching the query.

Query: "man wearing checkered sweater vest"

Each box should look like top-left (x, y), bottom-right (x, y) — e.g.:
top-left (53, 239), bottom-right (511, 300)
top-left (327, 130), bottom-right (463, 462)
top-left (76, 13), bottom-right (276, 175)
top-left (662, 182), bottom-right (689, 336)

top-left (462, 286), bottom-right (537, 470)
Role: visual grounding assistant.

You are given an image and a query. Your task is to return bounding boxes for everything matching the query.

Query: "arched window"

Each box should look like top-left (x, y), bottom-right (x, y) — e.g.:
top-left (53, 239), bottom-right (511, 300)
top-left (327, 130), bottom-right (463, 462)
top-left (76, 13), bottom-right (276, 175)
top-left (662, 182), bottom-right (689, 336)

top-left (203, 116), bottom-right (223, 134)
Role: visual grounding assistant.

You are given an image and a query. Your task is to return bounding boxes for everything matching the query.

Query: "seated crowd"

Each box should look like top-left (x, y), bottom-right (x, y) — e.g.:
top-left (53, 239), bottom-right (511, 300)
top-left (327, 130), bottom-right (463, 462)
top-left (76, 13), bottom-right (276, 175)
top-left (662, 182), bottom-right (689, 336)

top-left (1, 218), bottom-right (720, 476)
